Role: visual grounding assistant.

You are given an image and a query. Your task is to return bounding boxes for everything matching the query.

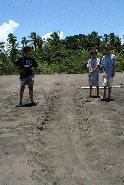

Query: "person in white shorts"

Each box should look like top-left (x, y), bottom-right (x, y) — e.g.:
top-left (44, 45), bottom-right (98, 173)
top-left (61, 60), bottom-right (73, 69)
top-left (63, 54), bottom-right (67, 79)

top-left (87, 48), bottom-right (100, 98)
top-left (101, 45), bottom-right (116, 101)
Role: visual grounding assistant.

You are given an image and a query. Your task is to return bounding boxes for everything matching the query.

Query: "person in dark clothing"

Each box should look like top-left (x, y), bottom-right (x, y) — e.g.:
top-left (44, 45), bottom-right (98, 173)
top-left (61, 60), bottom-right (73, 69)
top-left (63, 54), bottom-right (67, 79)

top-left (15, 46), bottom-right (37, 106)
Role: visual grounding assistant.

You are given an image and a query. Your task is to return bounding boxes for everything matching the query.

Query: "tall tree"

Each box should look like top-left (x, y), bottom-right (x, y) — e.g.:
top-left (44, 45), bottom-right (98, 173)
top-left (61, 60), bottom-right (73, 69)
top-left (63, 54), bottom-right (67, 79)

top-left (102, 34), bottom-right (109, 45)
top-left (21, 37), bottom-right (29, 47)
top-left (42, 32), bottom-right (65, 63)
top-left (109, 33), bottom-right (115, 47)
top-left (114, 36), bottom-right (121, 52)
top-left (7, 33), bottom-right (19, 62)
top-left (36, 36), bottom-right (43, 51)
top-left (47, 32), bottom-right (61, 47)
top-left (28, 32), bottom-right (37, 51)
top-left (87, 31), bottom-right (101, 50)
top-left (0, 42), bottom-right (5, 53)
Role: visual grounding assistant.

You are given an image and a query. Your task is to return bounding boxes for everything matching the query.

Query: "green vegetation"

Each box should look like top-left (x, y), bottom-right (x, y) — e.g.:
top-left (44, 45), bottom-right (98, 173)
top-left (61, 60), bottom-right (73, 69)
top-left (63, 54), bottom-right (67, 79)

top-left (0, 31), bottom-right (124, 75)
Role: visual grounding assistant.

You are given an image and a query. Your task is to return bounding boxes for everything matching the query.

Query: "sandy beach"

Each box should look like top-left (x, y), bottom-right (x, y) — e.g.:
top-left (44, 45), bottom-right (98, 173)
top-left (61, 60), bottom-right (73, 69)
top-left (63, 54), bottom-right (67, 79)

top-left (0, 73), bottom-right (124, 185)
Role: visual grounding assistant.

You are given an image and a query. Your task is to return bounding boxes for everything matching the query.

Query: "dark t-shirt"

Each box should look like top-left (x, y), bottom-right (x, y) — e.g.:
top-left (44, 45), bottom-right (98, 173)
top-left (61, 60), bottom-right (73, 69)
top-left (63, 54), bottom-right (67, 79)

top-left (15, 56), bottom-right (37, 78)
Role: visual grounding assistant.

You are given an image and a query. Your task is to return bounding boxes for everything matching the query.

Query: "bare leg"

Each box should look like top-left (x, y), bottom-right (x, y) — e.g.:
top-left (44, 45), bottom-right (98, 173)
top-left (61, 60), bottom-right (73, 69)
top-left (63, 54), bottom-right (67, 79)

top-left (96, 86), bottom-right (99, 97)
top-left (20, 85), bottom-right (25, 104)
top-left (103, 86), bottom-right (107, 98)
top-left (29, 84), bottom-right (34, 103)
top-left (108, 87), bottom-right (112, 98)
top-left (89, 86), bottom-right (92, 97)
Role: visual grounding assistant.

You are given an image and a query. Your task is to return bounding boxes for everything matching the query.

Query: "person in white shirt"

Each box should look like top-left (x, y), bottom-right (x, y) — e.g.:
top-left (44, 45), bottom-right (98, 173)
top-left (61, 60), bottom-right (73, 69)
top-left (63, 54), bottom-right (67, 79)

top-left (87, 48), bottom-right (100, 98)
top-left (101, 45), bottom-right (116, 101)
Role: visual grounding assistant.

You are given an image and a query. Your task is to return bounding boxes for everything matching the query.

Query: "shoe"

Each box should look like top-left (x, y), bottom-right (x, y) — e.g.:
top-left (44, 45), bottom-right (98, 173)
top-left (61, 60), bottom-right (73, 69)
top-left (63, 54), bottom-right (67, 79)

top-left (101, 96), bottom-right (107, 101)
top-left (30, 102), bottom-right (37, 106)
top-left (97, 95), bottom-right (100, 98)
top-left (16, 103), bottom-right (23, 107)
top-left (107, 97), bottom-right (113, 101)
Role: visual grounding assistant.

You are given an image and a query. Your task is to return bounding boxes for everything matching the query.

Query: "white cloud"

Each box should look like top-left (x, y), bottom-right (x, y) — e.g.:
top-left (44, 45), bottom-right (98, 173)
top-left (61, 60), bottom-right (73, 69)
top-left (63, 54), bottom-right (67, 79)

top-left (59, 32), bottom-right (64, 39)
top-left (0, 20), bottom-right (19, 42)
top-left (42, 32), bottom-right (52, 40)
top-left (42, 31), bottom-right (64, 40)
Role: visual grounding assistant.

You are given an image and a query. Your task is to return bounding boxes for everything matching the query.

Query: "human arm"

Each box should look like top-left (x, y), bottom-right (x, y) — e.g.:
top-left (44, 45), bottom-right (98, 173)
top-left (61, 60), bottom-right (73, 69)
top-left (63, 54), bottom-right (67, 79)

top-left (112, 55), bottom-right (116, 77)
top-left (112, 65), bottom-right (116, 77)
top-left (87, 60), bottom-right (92, 76)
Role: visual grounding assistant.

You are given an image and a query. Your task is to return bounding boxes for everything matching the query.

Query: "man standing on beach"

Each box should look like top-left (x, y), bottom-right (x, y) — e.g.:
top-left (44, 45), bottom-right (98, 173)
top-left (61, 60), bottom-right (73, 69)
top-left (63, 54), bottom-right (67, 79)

top-left (15, 46), bottom-right (37, 106)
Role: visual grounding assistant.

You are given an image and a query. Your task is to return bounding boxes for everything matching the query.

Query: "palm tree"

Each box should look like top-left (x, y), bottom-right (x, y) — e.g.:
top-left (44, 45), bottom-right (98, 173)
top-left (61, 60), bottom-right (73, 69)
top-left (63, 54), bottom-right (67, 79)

top-left (7, 33), bottom-right (19, 62)
top-left (0, 42), bottom-right (5, 53)
top-left (28, 32), bottom-right (37, 51)
top-left (36, 36), bottom-right (43, 51)
top-left (21, 37), bottom-right (29, 47)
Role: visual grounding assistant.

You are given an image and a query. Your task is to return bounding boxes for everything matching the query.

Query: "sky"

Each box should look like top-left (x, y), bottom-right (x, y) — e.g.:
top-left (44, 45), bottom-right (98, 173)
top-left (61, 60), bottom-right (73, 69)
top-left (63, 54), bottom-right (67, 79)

top-left (0, 0), bottom-right (124, 44)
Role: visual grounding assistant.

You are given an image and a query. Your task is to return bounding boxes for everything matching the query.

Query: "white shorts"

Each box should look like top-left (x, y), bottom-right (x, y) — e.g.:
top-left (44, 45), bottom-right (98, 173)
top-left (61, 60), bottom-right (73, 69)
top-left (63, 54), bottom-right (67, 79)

top-left (89, 80), bottom-right (99, 87)
top-left (103, 77), bottom-right (113, 87)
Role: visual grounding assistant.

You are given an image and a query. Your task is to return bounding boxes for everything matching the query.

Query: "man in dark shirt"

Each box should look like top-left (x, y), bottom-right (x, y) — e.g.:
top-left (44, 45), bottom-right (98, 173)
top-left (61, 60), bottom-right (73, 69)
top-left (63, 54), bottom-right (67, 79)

top-left (15, 46), bottom-right (37, 106)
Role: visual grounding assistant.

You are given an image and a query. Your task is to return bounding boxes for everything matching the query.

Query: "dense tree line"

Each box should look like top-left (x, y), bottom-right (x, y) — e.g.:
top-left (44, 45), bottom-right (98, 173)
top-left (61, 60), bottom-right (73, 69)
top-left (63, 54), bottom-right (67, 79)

top-left (0, 31), bottom-right (124, 75)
